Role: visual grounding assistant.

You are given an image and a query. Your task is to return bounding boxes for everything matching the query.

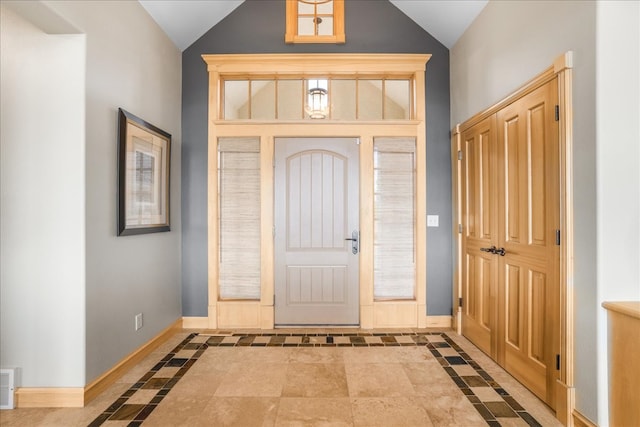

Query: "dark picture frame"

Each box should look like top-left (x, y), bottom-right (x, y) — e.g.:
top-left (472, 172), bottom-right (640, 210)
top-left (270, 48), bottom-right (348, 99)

top-left (117, 108), bottom-right (171, 236)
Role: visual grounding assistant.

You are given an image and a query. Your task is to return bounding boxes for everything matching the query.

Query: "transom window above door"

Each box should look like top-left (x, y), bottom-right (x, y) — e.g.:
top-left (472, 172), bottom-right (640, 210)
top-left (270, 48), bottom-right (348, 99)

top-left (222, 77), bottom-right (413, 121)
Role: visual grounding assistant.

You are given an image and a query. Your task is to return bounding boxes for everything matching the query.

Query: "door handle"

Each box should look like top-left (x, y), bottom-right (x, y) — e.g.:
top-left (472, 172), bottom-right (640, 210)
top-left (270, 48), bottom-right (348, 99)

top-left (345, 230), bottom-right (359, 254)
top-left (480, 246), bottom-right (497, 254)
top-left (480, 246), bottom-right (506, 256)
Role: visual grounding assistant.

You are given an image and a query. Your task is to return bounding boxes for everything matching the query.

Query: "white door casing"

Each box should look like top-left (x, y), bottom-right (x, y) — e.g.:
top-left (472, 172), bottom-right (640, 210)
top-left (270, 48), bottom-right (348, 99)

top-left (274, 137), bottom-right (360, 325)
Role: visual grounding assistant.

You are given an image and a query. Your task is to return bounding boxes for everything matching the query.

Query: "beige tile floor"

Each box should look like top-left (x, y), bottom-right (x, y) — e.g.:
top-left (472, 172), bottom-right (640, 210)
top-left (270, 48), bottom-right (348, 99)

top-left (0, 329), bottom-right (561, 427)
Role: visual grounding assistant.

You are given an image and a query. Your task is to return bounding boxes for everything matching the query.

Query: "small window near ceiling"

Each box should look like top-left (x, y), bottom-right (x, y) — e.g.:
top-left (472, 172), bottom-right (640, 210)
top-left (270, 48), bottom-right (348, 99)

top-left (285, 0), bottom-right (345, 44)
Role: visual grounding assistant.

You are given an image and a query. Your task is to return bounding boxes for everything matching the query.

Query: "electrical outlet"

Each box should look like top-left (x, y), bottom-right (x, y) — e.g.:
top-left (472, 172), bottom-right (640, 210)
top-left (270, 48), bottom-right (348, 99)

top-left (427, 215), bottom-right (439, 227)
top-left (135, 313), bottom-right (143, 331)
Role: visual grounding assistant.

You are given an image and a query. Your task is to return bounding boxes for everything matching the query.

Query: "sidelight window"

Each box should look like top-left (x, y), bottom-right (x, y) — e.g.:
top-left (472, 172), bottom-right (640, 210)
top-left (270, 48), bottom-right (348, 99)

top-left (218, 137), bottom-right (261, 300)
top-left (373, 137), bottom-right (416, 299)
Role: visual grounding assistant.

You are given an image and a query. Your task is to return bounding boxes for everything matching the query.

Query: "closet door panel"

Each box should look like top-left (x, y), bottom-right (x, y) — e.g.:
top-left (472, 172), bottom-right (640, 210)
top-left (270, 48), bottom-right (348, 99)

top-left (460, 116), bottom-right (498, 357)
top-left (496, 80), bottom-right (560, 408)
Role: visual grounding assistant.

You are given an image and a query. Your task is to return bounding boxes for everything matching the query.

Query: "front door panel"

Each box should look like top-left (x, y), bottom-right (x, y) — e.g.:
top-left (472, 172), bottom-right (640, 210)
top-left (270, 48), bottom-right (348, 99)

top-left (275, 138), bottom-right (359, 325)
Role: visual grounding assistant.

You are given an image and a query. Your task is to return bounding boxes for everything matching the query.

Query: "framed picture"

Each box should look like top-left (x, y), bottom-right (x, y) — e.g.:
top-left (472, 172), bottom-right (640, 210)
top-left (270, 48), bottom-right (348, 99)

top-left (117, 108), bottom-right (171, 236)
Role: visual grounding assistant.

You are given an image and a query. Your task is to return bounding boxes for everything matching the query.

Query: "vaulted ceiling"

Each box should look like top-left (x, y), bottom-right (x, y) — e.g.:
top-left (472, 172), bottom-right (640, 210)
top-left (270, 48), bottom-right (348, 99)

top-left (138, 0), bottom-right (488, 52)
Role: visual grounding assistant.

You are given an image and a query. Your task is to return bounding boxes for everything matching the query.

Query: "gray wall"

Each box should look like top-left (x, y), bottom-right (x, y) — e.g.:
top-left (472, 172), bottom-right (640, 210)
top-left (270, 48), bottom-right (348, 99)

top-left (182, 0), bottom-right (452, 316)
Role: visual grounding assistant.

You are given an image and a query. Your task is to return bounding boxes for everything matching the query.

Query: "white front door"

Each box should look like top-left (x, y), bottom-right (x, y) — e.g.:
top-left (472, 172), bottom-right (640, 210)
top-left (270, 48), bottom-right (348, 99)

top-left (274, 137), bottom-right (360, 325)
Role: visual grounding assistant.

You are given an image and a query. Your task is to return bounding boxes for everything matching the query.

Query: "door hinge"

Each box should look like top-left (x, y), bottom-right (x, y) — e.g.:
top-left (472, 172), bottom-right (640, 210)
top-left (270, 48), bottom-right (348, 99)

top-left (273, 226), bottom-right (276, 237)
top-left (555, 229), bottom-right (561, 246)
top-left (458, 150), bottom-right (463, 160)
top-left (459, 297), bottom-right (463, 308)
top-left (458, 224), bottom-right (463, 234)
top-left (556, 354), bottom-right (561, 370)
top-left (555, 105), bottom-right (560, 121)
top-left (273, 295), bottom-right (276, 306)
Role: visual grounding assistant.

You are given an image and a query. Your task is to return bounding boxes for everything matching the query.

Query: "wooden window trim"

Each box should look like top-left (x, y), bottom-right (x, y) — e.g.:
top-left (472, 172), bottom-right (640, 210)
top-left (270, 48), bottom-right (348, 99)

top-left (285, 0), bottom-right (345, 44)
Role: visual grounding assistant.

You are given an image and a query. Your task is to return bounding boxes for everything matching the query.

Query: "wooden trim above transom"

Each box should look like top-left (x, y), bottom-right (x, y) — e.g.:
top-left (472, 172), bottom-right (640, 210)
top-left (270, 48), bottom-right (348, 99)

top-left (202, 54), bottom-right (430, 75)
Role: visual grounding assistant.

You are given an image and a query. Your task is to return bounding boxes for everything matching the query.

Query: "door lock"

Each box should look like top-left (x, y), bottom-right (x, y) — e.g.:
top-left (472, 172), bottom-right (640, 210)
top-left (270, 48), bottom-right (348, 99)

top-left (345, 230), bottom-right (359, 254)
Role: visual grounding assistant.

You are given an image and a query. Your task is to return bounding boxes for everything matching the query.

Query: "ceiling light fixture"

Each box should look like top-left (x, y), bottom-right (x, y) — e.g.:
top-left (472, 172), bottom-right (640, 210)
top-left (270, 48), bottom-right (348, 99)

top-left (306, 78), bottom-right (329, 119)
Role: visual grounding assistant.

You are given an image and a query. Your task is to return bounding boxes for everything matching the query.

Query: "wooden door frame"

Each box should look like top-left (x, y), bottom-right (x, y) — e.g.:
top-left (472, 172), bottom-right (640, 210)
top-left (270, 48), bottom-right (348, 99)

top-left (202, 54), bottom-right (432, 329)
top-left (451, 52), bottom-right (575, 424)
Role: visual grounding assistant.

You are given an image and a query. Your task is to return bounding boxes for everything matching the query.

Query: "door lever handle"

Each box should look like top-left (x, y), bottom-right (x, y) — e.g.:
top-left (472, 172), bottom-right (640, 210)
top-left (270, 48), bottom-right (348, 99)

top-left (345, 231), bottom-right (359, 254)
top-left (480, 246), bottom-right (506, 256)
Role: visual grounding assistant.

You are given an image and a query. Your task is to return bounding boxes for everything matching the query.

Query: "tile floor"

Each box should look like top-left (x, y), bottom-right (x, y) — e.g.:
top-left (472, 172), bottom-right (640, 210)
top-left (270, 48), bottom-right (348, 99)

top-left (0, 329), bottom-right (561, 427)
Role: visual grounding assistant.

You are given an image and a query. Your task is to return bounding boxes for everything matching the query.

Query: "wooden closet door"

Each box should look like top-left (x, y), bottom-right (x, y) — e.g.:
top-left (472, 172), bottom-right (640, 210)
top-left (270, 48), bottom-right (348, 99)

top-left (460, 116), bottom-right (498, 356)
top-left (496, 79), bottom-right (560, 408)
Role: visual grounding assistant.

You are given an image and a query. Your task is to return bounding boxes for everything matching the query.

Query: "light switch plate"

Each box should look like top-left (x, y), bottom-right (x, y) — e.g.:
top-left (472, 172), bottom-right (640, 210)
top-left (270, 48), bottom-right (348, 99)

top-left (427, 215), bottom-right (439, 227)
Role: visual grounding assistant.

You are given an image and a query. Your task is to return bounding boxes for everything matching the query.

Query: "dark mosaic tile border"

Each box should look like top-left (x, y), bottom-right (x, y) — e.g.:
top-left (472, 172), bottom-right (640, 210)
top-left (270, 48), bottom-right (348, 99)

top-left (88, 333), bottom-right (204, 427)
top-left (89, 332), bottom-right (542, 427)
top-left (432, 334), bottom-right (542, 427)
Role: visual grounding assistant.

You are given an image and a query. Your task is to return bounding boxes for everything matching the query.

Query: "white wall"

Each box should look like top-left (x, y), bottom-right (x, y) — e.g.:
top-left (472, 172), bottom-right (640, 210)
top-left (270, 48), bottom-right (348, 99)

top-left (451, 0), bottom-right (600, 422)
top-left (41, 0), bottom-right (183, 384)
top-left (595, 1), bottom-right (640, 423)
top-left (451, 1), bottom-right (640, 424)
top-left (1, 0), bottom-right (182, 388)
top-left (0, 5), bottom-right (86, 386)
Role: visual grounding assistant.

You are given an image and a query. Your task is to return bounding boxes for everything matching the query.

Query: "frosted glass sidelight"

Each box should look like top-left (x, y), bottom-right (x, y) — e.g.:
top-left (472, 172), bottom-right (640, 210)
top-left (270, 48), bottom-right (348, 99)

top-left (373, 137), bottom-right (416, 299)
top-left (218, 138), bottom-right (261, 299)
